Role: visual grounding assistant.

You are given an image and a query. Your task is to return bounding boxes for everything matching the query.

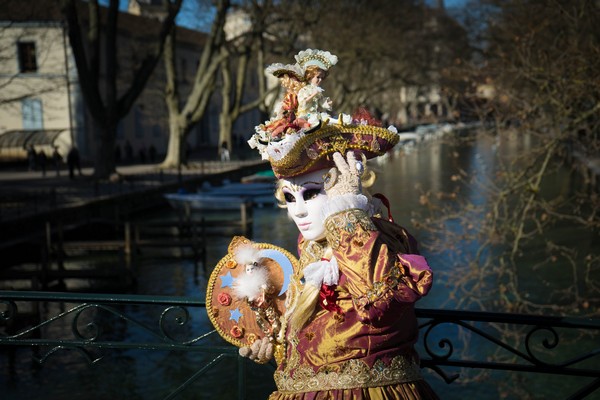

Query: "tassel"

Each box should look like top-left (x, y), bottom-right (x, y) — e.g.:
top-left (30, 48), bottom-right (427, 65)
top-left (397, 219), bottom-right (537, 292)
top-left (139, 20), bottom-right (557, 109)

top-left (289, 283), bottom-right (320, 333)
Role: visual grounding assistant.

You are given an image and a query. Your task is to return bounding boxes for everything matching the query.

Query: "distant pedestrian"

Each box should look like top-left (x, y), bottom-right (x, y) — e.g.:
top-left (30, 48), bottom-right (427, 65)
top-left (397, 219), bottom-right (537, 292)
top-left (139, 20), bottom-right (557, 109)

top-left (38, 151), bottom-right (47, 177)
top-left (219, 141), bottom-right (230, 162)
top-left (149, 144), bottom-right (157, 163)
top-left (124, 140), bottom-right (133, 163)
top-left (52, 146), bottom-right (62, 177)
top-left (115, 145), bottom-right (122, 164)
top-left (26, 145), bottom-right (37, 171)
top-left (138, 146), bottom-right (147, 163)
top-left (67, 146), bottom-right (82, 179)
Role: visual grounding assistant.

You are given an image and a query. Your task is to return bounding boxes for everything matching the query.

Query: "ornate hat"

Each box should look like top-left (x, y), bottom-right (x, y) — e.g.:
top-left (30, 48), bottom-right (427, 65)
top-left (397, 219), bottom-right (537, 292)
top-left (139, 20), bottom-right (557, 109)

top-left (264, 63), bottom-right (304, 81)
top-left (249, 119), bottom-right (400, 179)
top-left (283, 124), bottom-right (394, 178)
top-left (249, 49), bottom-right (399, 178)
top-left (295, 49), bottom-right (338, 72)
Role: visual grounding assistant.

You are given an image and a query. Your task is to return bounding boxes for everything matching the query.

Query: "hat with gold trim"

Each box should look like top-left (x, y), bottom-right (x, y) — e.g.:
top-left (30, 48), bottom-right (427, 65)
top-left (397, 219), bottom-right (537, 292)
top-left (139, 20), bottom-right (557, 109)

top-left (249, 49), bottom-right (399, 178)
top-left (295, 49), bottom-right (338, 72)
top-left (248, 115), bottom-right (400, 179)
top-left (255, 121), bottom-right (400, 178)
top-left (264, 63), bottom-right (304, 81)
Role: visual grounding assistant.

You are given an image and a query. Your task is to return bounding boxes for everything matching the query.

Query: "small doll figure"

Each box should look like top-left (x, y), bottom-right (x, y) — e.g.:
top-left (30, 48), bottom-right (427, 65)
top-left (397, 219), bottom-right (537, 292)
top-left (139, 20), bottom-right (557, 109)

top-left (296, 65), bottom-right (333, 128)
top-left (232, 244), bottom-right (271, 308)
top-left (258, 50), bottom-right (338, 139)
top-left (232, 243), bottom-right (282, 342)
top-left (261, 66), bottom-right (306, 139)
top-left (294, 49), bottom-right (338, 128)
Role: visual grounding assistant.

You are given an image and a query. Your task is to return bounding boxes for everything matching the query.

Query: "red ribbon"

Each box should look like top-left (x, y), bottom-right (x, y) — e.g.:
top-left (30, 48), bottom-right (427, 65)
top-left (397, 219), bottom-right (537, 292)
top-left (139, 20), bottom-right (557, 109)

top-left (319, 284), bottom-right (342, 314)
top-left (373, 193), bottom-right (394, 222)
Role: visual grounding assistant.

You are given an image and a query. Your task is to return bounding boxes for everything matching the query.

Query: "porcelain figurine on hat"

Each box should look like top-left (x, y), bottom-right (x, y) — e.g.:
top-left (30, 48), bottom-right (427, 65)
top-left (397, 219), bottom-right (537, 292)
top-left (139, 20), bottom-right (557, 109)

top-left (208, 49), bottom-right (439, 399)
top-left (294, 49), bottom-right (337, 126)
top-left (257, 49), bottom-right (338, 141)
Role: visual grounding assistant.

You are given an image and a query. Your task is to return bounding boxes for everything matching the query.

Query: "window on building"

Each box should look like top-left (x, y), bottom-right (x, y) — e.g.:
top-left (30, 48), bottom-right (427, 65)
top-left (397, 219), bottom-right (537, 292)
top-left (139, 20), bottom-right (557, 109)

top-left (17, 42), bottom-right (38, 73)
top-left (22, 98), bottom-right (44, 130)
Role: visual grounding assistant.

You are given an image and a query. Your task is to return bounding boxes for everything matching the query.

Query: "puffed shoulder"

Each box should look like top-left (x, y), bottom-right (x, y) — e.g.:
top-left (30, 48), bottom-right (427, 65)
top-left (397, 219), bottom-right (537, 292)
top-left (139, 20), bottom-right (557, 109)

top-left (352, 252), bottom-right (433, 319)
top-left (324, 207), bottom-right (376, 250)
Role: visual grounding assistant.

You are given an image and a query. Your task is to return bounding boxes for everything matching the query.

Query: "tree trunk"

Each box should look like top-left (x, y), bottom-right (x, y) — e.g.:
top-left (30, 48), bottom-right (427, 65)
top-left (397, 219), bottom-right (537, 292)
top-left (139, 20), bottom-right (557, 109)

top-left (61, 0), bottom-right (181, 179)
top-left (160, 21), bottom-right (183, 169)
top-left (95, 123), bottom-right (117, 178)
top-left (160, 0), bottom-right (231, 168)
top-left (162, 117), bottom-right (187, 168)
top-left (218, 112), bottom-right (233, 153)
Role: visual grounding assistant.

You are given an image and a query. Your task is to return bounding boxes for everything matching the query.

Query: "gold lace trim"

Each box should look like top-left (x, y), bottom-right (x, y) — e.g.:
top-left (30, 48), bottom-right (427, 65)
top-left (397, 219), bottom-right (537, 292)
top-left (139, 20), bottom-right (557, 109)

top-left (274, 355), bottom-right (422, 393)
top-left (355, 258), bottom-right (407, 308)
top-left (298, 240), bottom-right (325, 268)
top-left (325, 208), bottom-right (376, 249)
top-left (270, 124), bottom-right (399, 177)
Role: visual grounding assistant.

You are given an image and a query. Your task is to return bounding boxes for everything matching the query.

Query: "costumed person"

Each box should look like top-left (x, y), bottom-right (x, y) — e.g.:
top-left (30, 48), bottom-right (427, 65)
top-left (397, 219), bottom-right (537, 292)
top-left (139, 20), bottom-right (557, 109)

top-left (209, 49), bottom-right (438, 399)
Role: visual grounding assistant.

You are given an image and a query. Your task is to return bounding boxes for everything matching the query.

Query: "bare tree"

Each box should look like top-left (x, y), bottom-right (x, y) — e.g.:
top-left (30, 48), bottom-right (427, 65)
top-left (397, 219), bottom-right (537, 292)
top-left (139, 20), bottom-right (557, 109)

top-left (424, 0), bottom-right (600, 314)
top-left (161, 0), bottom-right (318, 167)
top-left (410, 2), bottom-right (599, 395)
top-left (215, 0), bottom-right (276, 155)
top-left (60, 0), bottom-right (182, 178)
top-left (292, 0), bottom-right (471, 123)
top-left (161, 0), bottom-right (229, 168)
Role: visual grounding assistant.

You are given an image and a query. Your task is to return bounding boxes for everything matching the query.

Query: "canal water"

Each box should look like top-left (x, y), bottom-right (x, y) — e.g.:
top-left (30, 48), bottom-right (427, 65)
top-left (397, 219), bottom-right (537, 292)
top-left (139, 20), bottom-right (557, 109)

top-left (1, 132), bottom-right (598, 399)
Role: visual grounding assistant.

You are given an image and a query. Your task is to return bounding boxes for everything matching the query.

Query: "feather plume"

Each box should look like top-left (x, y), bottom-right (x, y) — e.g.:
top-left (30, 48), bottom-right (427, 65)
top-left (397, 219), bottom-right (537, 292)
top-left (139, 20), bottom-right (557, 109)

top-left (234, 244), bottom-right (261, 266)
top-left (232, 268), bottom-right (269, 302)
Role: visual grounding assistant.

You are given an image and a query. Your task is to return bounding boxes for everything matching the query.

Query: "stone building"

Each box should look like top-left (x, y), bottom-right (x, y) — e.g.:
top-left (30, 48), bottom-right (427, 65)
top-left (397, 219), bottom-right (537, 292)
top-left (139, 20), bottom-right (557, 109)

top-left (0, 0), bottom-right (257, 164)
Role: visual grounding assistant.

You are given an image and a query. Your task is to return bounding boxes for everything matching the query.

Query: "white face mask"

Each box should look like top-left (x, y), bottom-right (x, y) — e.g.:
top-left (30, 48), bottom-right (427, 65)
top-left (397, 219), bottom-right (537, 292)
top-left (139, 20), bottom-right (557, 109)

top-left (281, 169), bottom-right (328, 241)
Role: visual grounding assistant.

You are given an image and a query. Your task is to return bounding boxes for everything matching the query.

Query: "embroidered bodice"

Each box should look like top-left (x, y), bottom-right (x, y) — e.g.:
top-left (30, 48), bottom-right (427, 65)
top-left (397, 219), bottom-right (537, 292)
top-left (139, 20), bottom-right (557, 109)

top-left (274, 208), bottom-right (433, 394)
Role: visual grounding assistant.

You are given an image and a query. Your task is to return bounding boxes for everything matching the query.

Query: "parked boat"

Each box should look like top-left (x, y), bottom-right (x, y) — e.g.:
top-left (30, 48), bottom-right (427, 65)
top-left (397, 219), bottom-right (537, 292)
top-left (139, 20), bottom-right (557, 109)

top-left (164, 182), bottom-right (277, 211)
top-left (240, 169), bottom-right (276, 183)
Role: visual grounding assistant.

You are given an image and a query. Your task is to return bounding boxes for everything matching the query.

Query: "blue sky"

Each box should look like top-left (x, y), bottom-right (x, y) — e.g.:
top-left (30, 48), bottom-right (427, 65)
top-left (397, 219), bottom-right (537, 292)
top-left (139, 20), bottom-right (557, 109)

top-left (427, 0), bottom-right (470, 7)
top-left (101, 0), bottom-right (470, 31)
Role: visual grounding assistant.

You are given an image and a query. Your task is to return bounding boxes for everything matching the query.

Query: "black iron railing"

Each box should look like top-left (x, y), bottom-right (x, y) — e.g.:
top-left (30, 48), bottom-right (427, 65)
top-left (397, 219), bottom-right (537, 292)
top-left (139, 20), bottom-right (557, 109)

top-left (416, 308), bottom-right (600, 399)
top-left (1, 291), bottom-right (598, 399)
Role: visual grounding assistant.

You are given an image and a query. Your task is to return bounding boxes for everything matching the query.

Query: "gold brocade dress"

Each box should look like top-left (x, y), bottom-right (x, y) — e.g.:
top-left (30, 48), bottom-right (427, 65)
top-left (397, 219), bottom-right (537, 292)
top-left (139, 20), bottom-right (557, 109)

top-left (269, 208), bottom-right (439, 400)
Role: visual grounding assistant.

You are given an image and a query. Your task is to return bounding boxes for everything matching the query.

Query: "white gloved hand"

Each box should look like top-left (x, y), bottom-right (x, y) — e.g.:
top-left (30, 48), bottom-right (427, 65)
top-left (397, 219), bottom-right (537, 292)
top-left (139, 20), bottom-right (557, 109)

top-left (238, 337), bottom-right (273, 364)
top-left (323, 152), bottom-right (364, 198)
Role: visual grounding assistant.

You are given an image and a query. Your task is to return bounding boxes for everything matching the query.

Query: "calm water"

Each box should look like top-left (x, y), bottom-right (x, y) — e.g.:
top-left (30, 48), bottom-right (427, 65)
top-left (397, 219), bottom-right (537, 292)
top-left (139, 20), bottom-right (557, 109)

top-left (2, 133), bottom-right (598, 399)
